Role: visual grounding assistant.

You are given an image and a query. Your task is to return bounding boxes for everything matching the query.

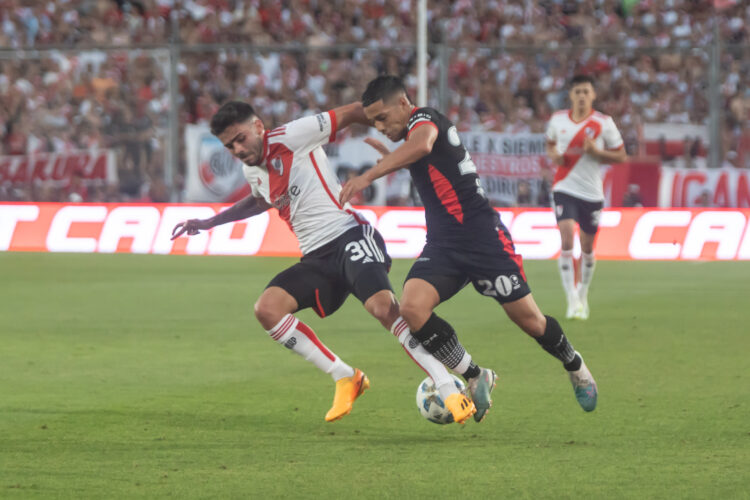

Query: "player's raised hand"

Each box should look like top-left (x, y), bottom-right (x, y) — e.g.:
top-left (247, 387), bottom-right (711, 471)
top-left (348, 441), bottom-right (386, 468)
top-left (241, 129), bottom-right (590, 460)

top-left (339, 174), bottom-right (371, 205)
top-left (171, 219), bottom-right (211, 240)
top-left (364, 137), bottom-right (390, 156)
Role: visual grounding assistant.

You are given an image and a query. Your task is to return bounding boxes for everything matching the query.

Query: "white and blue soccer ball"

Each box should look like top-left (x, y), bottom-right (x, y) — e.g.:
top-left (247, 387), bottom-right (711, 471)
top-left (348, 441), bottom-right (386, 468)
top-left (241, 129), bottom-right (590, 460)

top-left (415, 374), bottom-right (466, 424)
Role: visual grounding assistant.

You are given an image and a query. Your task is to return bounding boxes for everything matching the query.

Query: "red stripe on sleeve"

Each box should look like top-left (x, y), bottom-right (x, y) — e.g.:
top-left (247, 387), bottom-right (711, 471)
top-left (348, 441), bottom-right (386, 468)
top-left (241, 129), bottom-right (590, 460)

top-left (406, 120), bottom-right (438, 140)
top-left (327, 110), bottom-right (338, 143)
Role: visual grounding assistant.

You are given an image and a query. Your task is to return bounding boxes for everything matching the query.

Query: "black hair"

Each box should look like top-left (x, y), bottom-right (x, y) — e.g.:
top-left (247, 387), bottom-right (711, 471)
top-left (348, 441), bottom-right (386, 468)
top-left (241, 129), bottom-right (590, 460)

top-left (569, 74), bottom-right (595, 88)
top-left (361, 75), bottom-right (411, 107)
top-left (210, 101), bottom-right (257, 136)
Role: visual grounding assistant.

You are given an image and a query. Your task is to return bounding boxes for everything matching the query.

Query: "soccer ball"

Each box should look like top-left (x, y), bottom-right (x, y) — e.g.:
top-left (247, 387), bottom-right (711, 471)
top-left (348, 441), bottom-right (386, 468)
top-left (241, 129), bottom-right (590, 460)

top-left (415, 374), bottom-right (466, 424)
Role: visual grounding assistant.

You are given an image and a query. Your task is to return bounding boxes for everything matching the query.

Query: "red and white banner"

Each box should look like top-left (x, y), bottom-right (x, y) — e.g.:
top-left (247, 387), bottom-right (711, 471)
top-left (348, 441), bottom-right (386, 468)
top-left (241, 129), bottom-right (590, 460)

top-left (2, 203), bottom-right (750, 261)
top-left (659, 167), bottom-right (750, 208)
top-left (461, 132), bottom-right (548, 206)
top-left (0, 150), bottom-right (117, 186)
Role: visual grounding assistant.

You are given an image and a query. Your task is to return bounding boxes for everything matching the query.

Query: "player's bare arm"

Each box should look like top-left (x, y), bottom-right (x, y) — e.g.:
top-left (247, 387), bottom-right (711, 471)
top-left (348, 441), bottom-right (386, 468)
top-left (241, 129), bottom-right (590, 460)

top-left (171, 194), bottom-right (271, 240)
top-left (583, 137), bottom-right (627, 164)
top-left (339, 125), bottom-right (437, 204)
top-left (546, 141), bottom-right (564, 165)
top-left (330, 102), bottom-right (370, 130)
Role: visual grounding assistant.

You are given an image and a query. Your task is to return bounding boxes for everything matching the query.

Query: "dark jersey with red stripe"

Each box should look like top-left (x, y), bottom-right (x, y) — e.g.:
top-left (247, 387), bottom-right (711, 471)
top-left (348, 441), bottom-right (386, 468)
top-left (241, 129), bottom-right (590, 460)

top-left (406, 107), bottom-right (502, 249)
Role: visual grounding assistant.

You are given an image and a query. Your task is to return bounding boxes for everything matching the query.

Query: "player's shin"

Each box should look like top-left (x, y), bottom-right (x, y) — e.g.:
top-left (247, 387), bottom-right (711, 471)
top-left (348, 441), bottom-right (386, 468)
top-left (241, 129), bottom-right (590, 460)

top-left (559, 249), bottom-right (579, 316)
top-left (391, 316), bottom-right (457, 400)
top-left (411, 313), bottom-right (481, 380)
top-left (579, 251), bottom-right (596, 297)
top-left (535, 315), bottom-right (582, 371)
top-left (266, 314), bottom-right (355, 381)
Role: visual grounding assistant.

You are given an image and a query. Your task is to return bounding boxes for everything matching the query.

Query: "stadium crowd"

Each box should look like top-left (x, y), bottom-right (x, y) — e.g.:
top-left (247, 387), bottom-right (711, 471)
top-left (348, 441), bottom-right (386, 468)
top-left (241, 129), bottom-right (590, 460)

top-left (1, 0), bottom-right (748, 204)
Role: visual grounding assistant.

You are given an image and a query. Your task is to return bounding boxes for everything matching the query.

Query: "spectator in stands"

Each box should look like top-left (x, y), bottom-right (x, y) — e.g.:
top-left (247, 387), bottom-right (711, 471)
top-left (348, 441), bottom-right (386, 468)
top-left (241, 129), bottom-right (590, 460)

top-left (622, 184), bottom-right (643, 207)
top-left (515, 180), bottom-right (534, 207)
top-left (2, 0), bottom-right (748, 203)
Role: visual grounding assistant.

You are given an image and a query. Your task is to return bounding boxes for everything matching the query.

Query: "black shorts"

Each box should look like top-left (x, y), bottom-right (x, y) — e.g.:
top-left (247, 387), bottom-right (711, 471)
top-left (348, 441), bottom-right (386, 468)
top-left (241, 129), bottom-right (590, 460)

top-left (405, 225), bottom-right (531, 305)
top-left (553, 191), bottom-right (604, 234)
top-left (267, 224), bottom-right (392, 318)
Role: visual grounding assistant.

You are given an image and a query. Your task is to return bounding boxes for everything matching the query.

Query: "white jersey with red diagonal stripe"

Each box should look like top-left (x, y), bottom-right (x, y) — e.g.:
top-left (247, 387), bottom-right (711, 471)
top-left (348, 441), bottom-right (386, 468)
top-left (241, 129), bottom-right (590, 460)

top-left (242, 111), bottom-right (364, 254)
top-left (545, 109), bottom-right (624, 202)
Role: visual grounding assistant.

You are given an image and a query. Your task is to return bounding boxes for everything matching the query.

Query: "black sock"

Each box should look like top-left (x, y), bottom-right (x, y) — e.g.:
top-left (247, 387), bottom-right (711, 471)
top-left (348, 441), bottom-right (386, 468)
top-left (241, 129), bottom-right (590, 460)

top-left (463, 362), bottom-right (480, 380)
top-left (563, 355), bottom-right (582, 372)
top-left (535, 315), bottom-right (580, 370)
top-left (412, 313), bottom-right (471, 371)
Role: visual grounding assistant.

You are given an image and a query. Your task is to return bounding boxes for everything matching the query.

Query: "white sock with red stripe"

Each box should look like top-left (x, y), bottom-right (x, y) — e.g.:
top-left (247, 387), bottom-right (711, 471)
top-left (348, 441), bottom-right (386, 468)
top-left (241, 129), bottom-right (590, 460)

top-left (390, 317), bottom-right (458, 401)
top-left (267, 314), bottom-right (354, 381)
top-left (558, 249), bottom-right (577, 306)
top-left (579, 251), bottom-right (596, 299)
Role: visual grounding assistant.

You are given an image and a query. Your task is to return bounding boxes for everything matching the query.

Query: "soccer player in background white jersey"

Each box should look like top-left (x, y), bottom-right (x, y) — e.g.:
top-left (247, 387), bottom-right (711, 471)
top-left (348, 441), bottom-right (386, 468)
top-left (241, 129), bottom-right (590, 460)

top-left (171, 101), bottom-right (477, 424)
top-left (546, 75), bottom-right (627, 320)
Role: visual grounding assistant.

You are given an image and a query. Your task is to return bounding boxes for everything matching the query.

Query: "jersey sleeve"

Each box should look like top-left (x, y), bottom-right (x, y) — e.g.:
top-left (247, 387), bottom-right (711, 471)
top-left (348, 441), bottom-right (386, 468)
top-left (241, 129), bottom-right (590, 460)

top-left (601, 116), bottom-right (624, 150)
top-left (281, 111), bottom-right (338, 152)
top-left (406, 107), bottom-right (440, 140)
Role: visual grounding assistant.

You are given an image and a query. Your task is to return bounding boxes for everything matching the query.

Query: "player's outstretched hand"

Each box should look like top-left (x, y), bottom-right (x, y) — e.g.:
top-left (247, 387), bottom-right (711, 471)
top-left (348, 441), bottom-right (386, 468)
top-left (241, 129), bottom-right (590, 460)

top-left (171, 219), bottom-right (211, 240)
top-left (364, 137), bottom-right (390, 156)
top-left (339, 175), bottom-right (371, 205)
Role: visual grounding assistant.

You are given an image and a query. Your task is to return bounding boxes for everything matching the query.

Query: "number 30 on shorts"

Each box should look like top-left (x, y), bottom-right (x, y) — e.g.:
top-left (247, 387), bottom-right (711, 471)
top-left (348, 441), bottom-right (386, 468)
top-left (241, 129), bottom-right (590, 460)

top-left (477, 275), bottom-right (519, 298)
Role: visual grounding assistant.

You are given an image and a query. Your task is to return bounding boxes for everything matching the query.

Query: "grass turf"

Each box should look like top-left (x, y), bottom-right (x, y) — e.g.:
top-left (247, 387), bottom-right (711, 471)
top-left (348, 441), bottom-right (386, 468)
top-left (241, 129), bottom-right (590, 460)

top-left (1, 253), bottom-right (748, 499)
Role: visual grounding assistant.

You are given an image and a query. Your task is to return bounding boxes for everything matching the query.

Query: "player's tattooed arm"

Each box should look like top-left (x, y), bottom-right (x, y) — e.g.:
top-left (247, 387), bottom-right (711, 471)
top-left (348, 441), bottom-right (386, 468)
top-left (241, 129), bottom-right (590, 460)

top-left (339, 125), bottom-right (437, 204)
top-left (171, 194), bottom-right (271, 240)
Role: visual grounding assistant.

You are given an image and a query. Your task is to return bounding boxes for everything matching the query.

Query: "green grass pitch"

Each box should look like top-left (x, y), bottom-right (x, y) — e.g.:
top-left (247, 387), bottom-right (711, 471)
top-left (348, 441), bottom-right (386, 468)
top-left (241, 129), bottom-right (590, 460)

top-left (1, 253), bottom-right (748, 498)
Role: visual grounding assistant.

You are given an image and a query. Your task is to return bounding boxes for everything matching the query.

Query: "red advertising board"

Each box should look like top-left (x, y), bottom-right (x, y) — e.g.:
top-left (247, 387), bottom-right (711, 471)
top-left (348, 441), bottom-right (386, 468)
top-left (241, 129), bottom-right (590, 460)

top-left (2, 203), bottom-right (750, 260)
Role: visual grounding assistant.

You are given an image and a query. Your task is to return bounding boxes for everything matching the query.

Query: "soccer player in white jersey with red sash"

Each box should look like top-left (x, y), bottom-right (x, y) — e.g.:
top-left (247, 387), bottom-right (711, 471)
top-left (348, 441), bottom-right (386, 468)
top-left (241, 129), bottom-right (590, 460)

top-left (546, 75), bottom-right (627, 320)
top-left (172, 101), bottom-right (477, 424)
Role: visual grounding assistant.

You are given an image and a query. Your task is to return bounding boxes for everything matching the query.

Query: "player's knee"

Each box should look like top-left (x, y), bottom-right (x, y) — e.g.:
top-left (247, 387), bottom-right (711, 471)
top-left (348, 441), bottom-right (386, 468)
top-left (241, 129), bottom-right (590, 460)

top-left (399, 299), bottom-right (430, 330)
top-left (254, 298), bottom-right (283, 329)
top-left (364, 292), bottom-right (397, 324)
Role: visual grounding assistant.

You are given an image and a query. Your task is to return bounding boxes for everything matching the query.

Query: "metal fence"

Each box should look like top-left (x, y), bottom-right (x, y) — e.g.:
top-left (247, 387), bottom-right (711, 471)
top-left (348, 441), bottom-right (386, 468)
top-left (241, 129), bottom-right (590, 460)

top-left (1, 32), bottom-right (748, 200)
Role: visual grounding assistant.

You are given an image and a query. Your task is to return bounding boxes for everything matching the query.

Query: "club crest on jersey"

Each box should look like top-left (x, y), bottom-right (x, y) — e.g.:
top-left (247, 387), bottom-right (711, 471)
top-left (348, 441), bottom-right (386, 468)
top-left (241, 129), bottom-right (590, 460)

top-left (272, 192), bottom-right (292, 210)
top-left (584, 126), bottom-right (595, 138)
top-left (271, 157), bottom-right (284, 176)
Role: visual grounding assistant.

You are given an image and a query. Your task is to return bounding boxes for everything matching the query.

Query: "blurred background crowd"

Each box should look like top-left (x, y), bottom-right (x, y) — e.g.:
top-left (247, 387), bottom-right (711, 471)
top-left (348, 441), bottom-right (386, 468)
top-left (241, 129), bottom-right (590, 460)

top-left (1, 0), bottom-right (748, 204)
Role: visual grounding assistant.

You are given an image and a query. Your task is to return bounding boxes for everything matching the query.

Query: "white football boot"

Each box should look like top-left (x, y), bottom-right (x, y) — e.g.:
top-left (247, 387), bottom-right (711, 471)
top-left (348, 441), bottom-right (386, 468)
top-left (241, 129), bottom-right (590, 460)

top-left (568, 352), bottom-right (597, 412)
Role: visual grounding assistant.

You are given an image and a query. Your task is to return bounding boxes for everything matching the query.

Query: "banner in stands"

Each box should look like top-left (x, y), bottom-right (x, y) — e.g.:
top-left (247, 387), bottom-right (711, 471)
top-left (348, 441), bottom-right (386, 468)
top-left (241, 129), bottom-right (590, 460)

top-left (0, 150), bottom-right (117, 186)
top-left (184, 125), bottom-right (549, 206)
top-left (658, 167), bottom-right (750, 208)
top-left (3, 203), bottom-right (750, 261)
top-left (460, 132), bottom-right (548, 206)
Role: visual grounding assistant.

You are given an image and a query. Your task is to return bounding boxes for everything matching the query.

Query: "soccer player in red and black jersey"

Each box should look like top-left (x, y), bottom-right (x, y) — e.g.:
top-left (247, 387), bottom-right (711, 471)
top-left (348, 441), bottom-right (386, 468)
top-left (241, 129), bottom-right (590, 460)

top-left (340, 76), bottom-right (599, 415)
